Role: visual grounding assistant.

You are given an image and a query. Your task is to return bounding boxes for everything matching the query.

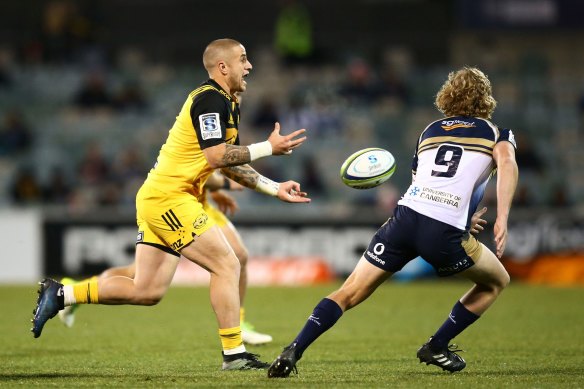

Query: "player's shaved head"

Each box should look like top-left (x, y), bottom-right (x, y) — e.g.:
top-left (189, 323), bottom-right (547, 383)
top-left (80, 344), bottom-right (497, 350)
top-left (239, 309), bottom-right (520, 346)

top-left (203, 38), bottom-right (242, 74)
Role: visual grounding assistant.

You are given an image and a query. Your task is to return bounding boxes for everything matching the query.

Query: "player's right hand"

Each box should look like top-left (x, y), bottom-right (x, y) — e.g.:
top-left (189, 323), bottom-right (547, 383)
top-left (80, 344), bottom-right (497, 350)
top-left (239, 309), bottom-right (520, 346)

top-left (277, 181), bottom-right (311, 203)
top-left (268, 122), bottom-right (307, 155)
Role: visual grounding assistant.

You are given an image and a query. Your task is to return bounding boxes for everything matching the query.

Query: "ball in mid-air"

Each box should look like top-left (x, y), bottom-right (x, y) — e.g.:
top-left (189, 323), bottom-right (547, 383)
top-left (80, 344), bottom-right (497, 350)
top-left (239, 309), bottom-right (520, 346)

top-left (340, 147), bottom-right (396, 189)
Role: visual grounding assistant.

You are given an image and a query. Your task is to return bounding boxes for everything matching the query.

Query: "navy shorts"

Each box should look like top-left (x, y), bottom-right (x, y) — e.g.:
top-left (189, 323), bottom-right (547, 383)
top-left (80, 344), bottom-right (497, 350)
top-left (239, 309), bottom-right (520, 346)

top-left (364, 205), bottom-right (480, 277)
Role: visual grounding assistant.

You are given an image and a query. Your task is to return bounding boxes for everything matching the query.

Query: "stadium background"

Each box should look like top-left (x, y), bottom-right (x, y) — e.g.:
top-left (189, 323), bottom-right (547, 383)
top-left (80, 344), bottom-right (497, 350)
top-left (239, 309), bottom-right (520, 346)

top-left (0, 0), bottom-right (583, 285)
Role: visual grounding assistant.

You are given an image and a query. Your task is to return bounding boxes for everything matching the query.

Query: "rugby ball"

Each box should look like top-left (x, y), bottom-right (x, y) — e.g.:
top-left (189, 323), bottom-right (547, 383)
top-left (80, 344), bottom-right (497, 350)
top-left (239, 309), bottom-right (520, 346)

top-left (340, 147), bottom-right (396, 189)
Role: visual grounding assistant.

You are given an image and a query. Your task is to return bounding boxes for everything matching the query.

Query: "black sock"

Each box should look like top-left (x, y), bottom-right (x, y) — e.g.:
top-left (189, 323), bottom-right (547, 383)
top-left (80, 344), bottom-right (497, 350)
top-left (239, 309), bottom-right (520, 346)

top-left (291, 298), bottom-right (343, 359)
top-left (431, 301), bottom-right (479, 349)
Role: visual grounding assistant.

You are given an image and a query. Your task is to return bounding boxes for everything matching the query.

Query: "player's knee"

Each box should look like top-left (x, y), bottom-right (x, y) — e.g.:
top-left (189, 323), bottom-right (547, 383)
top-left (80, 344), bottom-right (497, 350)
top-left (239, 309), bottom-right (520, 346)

top-left (133, 285), bottom-right (167, 305)
top-left (213, 254), bottom-right (241, 277)
top-left (484, 269), bottom-right (510, 295)
top-left (497, 269), bottom-right (511, 291)
top-left (139, 290), bottom-right (165, 306)
top-left (234, 247), bottom-right (249, 268)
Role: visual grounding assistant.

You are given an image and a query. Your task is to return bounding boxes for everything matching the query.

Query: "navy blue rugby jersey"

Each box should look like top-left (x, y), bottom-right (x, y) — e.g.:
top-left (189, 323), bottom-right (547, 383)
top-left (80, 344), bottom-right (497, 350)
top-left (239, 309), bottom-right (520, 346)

top-left (398, 116), bottom-right (516, 230)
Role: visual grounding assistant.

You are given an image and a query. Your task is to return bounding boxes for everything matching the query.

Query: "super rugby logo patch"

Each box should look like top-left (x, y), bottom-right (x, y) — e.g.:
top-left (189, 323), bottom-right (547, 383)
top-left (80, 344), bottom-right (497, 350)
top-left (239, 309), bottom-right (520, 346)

top-left (199, 113), bottom-right (222, 140)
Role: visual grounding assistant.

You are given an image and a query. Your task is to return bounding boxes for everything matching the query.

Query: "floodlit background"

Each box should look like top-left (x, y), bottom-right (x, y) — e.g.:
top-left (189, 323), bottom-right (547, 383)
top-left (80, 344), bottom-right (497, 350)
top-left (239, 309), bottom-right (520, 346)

top-left (0, 0), bottom-right (583, 285)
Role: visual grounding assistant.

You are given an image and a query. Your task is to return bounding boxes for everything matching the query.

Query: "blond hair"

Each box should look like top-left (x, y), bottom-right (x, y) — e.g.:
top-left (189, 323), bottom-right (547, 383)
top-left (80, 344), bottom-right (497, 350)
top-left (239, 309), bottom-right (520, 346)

top-left (435, 67), bottom-right (497, 119)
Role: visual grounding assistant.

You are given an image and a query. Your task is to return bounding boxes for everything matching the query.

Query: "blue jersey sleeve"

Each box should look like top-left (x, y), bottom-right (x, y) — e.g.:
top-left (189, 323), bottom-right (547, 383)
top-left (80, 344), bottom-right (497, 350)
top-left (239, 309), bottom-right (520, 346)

top-left (497, 128), bottom-right (517, 149)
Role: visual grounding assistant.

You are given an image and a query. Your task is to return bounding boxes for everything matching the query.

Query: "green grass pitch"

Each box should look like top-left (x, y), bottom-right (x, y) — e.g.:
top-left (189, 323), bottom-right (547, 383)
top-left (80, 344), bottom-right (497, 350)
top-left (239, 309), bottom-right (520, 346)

top-left (1, 281), bottom-right (583, 388)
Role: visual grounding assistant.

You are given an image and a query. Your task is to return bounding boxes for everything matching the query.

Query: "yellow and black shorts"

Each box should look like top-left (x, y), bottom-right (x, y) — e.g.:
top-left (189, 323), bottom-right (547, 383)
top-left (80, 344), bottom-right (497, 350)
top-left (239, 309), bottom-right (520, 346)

top-left (135, 185), bottom-right (227, 256)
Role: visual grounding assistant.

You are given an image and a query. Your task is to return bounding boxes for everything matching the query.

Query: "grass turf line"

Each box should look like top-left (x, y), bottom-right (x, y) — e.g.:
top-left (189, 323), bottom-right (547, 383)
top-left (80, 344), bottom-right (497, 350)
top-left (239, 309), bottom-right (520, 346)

top-left (1, 282), bottom-right (583, 387)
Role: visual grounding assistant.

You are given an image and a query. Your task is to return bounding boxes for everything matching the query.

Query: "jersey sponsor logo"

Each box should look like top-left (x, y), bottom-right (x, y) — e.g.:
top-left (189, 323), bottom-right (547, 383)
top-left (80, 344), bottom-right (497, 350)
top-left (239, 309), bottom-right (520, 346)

top-left (409, 186), bottom-right (421, 196)
top-left (217, 88), bottom-right (232, 101)
top-left (441, 119), bottom-right (476, 131)
top-left (418, 187), bottom-right (461, 208)
top-left (199, 113), bottom-right (222, 140)
top-left (437, 257), bottom-right (473, 276)
top-left (406, 185), bottom-right (461, 208)
top-left (193, 214), bottom-right (208, 229)
top-left (171, 238), bottom-right (184, 251)
top-left (373, 243), bottom-right (385, 255)
top-left (366, 250), bottom-right (386, 266)
top-left (136, 231), bottom-right (144, 243)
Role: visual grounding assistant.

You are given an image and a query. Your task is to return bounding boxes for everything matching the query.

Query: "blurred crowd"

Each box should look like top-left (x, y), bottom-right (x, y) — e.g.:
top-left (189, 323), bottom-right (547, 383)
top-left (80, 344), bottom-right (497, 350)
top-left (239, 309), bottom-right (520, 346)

top-left (0, 0), bottom-right (582, 216)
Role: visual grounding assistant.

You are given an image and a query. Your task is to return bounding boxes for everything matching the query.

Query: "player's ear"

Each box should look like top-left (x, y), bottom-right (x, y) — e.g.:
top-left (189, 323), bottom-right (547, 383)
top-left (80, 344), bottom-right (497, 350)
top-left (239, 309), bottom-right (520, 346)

top-left (218, 61), bottom-right (228, 75)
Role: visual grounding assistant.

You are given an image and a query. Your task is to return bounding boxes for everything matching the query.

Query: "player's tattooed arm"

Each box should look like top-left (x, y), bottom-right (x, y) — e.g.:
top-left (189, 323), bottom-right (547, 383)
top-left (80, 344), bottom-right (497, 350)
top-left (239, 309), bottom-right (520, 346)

top-left (221, 144), bottom-right (252, 166)
top-left (220, 164), bottom-right (259, 189)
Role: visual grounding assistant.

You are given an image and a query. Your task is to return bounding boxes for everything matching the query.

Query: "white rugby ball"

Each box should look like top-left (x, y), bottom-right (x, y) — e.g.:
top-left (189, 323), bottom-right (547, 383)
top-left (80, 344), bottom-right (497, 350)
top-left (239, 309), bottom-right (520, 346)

top-left (340, 147), bottom-right (396, 189)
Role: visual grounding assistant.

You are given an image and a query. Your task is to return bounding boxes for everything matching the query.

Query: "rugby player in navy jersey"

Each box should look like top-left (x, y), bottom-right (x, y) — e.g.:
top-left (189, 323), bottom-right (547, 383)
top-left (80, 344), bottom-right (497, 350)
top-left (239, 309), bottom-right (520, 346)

top-left (268, 67), bottom-right (518, 377)
top-left (31, 38), bottom-right (310, 371)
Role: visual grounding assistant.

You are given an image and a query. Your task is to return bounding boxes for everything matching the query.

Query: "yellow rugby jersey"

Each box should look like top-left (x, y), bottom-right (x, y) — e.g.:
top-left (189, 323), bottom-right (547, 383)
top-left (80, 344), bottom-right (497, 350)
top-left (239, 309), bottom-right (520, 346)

top-left (144, 79), bottom-right (240, 197)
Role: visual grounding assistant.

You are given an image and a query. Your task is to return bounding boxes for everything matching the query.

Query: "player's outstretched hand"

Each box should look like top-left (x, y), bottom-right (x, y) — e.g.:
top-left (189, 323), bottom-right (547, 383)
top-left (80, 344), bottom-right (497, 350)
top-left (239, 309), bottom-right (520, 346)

top-left (268, 122), bottom-right (307, 155)
top-left (470, 206), bottom-right (487, 235)
top-left (277, 181), bottom-right (311, 203)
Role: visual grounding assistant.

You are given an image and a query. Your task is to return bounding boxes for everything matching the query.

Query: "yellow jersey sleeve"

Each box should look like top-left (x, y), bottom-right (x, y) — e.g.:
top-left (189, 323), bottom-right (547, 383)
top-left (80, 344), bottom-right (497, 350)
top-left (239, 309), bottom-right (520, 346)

top-left (144, 81), bottom-right (239, 198)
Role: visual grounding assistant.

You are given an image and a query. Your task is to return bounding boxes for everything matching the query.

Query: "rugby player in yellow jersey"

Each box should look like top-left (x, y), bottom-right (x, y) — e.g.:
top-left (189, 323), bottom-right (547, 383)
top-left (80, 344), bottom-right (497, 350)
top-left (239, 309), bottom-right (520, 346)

top-left (58, 171), bottom-right (273, 345)
top-left (31, 38), bottom-right (310, 370)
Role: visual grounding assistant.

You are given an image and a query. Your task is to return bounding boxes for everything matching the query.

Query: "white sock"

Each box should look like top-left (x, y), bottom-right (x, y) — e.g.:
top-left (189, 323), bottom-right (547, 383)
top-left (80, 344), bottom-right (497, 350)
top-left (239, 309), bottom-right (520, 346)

top-left (63, 285), bottom-right (76, 306)
top-left (223, 345), bottom-right (246, 356)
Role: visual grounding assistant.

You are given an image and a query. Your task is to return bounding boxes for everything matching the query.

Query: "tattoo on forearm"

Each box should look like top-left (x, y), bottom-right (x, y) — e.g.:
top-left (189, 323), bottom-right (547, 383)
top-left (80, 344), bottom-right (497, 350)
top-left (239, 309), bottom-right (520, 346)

top-left (221, 144), bottom-right (251, 167)
top-left (221, 165), bottom-right (259, 188)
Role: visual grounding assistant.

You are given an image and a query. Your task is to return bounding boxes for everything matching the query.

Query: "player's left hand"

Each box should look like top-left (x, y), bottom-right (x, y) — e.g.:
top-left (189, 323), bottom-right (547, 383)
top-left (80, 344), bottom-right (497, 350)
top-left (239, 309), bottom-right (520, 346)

top-left (494, 218), bottom-right (508, 259)
top-left (277, 181), bottom-right (311, 203)
top-left (470, 206), bottom-right (487, 235)
top-left (210, 189), bottom-right (240, 215)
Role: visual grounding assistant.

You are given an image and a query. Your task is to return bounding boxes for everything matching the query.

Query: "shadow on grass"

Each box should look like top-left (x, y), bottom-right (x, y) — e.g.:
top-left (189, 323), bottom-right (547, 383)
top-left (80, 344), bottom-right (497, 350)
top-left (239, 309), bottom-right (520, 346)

top-left (0, 372), bottom-right (196, 381)
top-left (0, 373), bottom-right (86, 380)
top-left (411, 365), bottom-right (584, 377)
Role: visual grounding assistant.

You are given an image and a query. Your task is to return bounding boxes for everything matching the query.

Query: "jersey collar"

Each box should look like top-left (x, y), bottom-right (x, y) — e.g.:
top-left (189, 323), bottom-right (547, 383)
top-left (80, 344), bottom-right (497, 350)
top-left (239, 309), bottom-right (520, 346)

top-left (207, 79), bottom-right (237, 103)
